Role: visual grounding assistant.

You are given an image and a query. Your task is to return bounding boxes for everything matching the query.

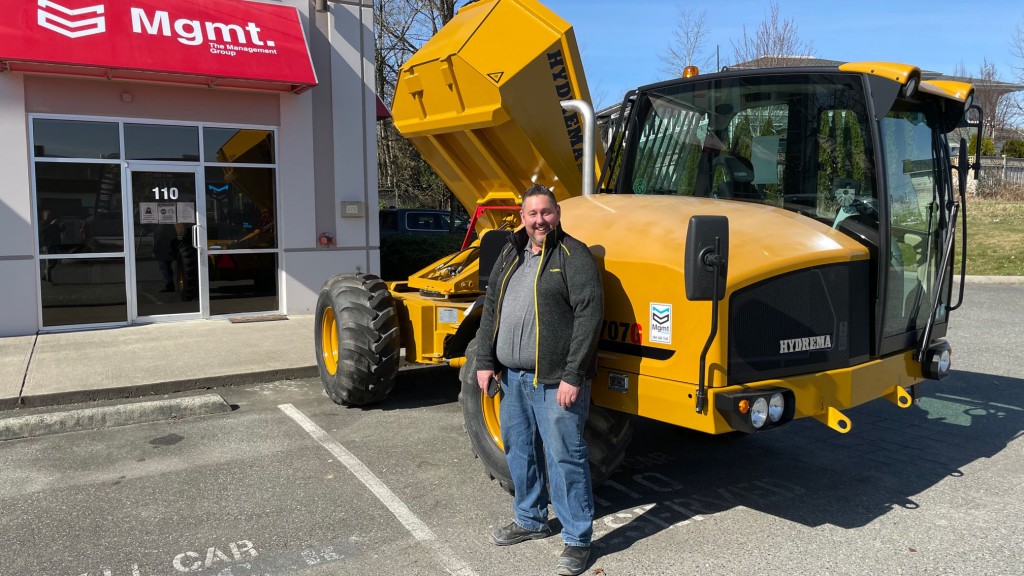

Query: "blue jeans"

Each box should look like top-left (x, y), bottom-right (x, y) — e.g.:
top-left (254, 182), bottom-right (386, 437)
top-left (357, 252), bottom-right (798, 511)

top-left (500, 368), bottom-right (593, 546)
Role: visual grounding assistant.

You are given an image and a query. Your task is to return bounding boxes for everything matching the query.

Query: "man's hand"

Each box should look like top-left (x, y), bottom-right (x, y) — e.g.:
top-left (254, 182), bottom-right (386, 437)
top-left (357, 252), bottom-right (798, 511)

top-left (477, 370), bottom-right (495, 392)
top-left (557, 380), bottom-right (579, 409)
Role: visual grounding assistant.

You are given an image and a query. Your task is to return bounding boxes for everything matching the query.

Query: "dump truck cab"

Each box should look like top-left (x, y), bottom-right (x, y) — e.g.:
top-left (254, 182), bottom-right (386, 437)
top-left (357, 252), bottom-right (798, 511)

top-left (572, 62), bottom-right (978, 434)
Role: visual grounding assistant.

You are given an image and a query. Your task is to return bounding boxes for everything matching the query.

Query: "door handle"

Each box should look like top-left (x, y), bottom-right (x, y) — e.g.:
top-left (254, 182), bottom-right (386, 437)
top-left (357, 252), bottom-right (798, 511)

top-left (192, 224), bottom-right (200, 250)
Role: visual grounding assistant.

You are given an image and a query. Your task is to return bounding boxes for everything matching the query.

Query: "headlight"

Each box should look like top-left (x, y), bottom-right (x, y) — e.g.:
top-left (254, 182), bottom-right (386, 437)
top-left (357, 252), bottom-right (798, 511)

top-left (768, 393), bottom-right (785, 422)
top-left (904, 75), bottom-right (918, 98)
top-left (963, 92), bottom-right (975, 113)
top-left (714, 386), bottom-right (795, 433)
top-left (938, 348), bottom-right (951, 373)
top-left (922, 340), bottom-right (952, 380)
top-left (751, 397), bottom-right (769, 429)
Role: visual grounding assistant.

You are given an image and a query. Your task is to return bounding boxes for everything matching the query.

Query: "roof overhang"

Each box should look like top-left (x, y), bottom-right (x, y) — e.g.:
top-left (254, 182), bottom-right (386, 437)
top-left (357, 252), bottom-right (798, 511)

top-left (1, 0), bottom-right (318, 94)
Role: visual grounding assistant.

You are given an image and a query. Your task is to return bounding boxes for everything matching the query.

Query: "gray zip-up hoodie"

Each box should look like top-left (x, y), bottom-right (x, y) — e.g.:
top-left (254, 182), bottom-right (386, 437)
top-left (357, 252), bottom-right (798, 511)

top-left (475, 225), bottom-right (604, 387)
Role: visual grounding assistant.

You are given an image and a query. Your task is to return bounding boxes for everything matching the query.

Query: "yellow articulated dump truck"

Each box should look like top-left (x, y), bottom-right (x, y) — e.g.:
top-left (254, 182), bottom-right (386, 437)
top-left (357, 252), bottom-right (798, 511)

top-left (314, 0), bottom-right (982, 490)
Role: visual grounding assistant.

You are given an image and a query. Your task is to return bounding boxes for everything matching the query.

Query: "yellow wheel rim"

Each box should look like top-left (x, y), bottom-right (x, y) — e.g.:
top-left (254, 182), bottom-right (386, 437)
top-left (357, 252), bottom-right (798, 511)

top-left (320, 306), bottom-right (339, 375)
top-left (481, 388), bottom-right (503, 451)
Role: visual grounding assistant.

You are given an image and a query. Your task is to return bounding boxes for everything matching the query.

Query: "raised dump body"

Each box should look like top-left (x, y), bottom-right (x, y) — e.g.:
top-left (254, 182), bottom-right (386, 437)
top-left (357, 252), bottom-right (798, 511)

top-left (391, 0), bottom-right (600, 233)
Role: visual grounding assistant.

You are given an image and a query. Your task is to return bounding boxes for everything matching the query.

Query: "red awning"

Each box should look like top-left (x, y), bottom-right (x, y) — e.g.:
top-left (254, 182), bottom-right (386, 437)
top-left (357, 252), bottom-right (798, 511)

top-left (376, 95), bottom-right (391, 121)
top-left (1, 0), bottom-right (318, 94)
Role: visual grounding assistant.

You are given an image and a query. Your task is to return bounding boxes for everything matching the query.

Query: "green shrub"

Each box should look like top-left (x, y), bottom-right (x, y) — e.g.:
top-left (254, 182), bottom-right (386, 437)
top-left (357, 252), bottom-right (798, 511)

top-left (969, 134), bottom-right (996, 156)
top-left (1001, 140), bottom-right (1024, 158)
top-left (380, 232), bottom-right (464, 280)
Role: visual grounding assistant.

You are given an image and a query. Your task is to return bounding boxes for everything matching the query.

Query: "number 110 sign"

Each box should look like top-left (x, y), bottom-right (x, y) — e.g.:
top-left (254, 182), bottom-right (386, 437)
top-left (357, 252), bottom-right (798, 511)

top-left (153, 186), bottom-right (179, 200)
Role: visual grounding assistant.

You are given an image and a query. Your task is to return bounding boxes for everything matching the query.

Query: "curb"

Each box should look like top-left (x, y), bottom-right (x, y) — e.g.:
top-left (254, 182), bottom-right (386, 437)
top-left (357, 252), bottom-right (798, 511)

top-left (0, 393), bottom-right (232, 441)
top-left (958, 275), bottom-right (1024, 284)
top-left (4, 366), bottom-right (319, 410)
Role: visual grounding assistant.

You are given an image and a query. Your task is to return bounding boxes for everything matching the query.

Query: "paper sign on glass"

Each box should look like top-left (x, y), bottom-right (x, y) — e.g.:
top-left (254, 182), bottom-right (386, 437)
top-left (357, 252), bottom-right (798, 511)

top-left (177, 203), bottom-right (196, 224)
top-left (157, 203), bottom-right (176, 224)
top-left (139, 202), bottom-right (158, 224)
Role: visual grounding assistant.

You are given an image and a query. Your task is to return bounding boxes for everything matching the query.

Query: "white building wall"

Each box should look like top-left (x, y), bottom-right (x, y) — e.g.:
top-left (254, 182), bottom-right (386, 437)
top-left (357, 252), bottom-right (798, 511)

top-left (277, 0), bottom-right (379, 315)
top-left (0, 74), bottom-right (41, 336)
top-left (0, 0), bottom-right (378, 333)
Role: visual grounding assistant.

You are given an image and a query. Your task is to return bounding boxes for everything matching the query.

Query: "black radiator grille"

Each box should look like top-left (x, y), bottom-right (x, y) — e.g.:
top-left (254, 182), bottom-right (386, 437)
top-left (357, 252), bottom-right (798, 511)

top-left (728, 262), bottom-right (869, 384)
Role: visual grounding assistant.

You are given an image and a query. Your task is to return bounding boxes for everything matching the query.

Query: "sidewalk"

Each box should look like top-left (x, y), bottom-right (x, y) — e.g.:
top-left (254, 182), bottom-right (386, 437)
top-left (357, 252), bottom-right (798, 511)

top-left (0, 315), bottom-right (318, 410)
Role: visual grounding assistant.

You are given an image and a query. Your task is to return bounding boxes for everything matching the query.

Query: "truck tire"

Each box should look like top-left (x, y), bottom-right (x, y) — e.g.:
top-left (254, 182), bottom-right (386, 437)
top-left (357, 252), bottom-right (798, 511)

top-left (458, 337), bottom-right (634, 495)
top-left (459, 338), bottom-right (514, 493)
top-left (176, 235), bottom-right (199, 302)
top-left (315, 273), bottom-right (401, 406)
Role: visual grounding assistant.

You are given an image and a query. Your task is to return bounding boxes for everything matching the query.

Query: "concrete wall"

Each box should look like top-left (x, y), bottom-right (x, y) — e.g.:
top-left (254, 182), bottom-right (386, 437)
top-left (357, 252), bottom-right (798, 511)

top-left (283, 0), bottom-right (380, 316)
top-left (23, 76), bottom-right (280, 124)
top-left (0, 74), bottom-right (40, 336)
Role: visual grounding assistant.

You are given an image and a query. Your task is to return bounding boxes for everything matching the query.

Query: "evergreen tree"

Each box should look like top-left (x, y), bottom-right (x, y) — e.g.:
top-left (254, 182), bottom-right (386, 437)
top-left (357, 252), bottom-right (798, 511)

top-left (1003, 140), bottom-right (1024, 158)
top-left (731, 114), bottom-right (753, 159)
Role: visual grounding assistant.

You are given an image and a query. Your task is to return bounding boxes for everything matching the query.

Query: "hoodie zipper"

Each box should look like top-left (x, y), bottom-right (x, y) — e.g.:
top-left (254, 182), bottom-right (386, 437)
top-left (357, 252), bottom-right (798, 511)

top-left (531, 237), bottom-right (547, 387)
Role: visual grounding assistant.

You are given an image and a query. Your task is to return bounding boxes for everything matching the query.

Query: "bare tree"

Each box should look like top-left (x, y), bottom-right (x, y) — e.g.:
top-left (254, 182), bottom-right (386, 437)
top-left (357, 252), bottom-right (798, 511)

top-left (731, 2), bottom-right (813, 68)
top-left (659, 7), bottom-right (715, 79)
top-left (1007, 19), bottom-right (1024, 133)
top-left (1013, 19), bottom-right (1024, 80)
top-left (976, 59), bottom-right (1012, 142)
top-left (420, 0), bottom-right (456, 35)
top-left (954, 59), bottom-right (1016, 146)
top-left (375, 0), bottom-right (458, 210)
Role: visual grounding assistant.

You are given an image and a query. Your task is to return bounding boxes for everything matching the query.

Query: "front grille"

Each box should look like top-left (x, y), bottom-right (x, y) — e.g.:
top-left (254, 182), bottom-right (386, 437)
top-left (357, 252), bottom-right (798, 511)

top-left (728, 262), bottom-right (869, 384)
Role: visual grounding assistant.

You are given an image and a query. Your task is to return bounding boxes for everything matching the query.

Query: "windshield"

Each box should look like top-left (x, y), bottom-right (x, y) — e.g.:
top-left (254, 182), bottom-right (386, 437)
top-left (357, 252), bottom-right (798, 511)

top-left (619, 72), bottom-right (876, 226)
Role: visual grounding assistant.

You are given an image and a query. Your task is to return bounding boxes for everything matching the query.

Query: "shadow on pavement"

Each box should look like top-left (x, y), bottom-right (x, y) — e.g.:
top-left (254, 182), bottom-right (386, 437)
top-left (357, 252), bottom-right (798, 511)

top-left (593, 369), bottom-right (1024, 554)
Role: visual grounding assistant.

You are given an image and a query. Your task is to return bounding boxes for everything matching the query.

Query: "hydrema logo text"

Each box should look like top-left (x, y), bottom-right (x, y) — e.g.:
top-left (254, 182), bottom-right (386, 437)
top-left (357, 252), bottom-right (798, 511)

top-left (38, 0), bottom-right (106, 38)
top-left (778, 334), bottom-right (833, 354)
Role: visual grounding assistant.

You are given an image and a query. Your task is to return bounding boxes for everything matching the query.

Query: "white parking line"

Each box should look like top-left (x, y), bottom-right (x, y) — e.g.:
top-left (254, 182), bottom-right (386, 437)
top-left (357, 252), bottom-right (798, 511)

top-left (278, 404), bottom-right (479, 576)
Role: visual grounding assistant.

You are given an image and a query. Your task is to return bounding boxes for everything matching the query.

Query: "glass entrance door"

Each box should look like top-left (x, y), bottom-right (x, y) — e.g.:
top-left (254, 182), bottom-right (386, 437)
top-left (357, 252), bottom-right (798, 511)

top-left (129, 168), bottom-right (205, 320)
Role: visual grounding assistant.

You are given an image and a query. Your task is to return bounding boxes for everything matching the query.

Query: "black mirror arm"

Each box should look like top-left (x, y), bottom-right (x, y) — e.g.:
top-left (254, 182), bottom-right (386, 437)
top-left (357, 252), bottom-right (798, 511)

top-left (695, 236), bottom-right (722, 413)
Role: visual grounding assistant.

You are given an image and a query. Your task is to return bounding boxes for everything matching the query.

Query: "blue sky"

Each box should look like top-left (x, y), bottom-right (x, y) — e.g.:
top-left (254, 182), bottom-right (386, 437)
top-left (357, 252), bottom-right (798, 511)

top-left (542, 0), bottom-right (1024, 109)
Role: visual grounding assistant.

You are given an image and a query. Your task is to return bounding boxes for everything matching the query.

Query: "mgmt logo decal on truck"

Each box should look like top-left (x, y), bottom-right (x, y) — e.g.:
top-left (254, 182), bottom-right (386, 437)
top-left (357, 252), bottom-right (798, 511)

top-left (38, 0), bottom-right (106, 38)
top-left (650, 303), bottom-right (672, 345)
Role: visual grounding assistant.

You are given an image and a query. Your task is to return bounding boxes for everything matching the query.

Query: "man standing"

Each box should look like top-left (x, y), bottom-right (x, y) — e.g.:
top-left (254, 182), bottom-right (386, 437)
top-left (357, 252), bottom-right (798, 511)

top-left (475, 184), bottom-right (604, 576)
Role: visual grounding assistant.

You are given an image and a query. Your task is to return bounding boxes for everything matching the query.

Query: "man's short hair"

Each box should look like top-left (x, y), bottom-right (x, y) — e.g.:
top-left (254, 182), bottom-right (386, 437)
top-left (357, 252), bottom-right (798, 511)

top-left (522, 183), bottom-right (557, 205)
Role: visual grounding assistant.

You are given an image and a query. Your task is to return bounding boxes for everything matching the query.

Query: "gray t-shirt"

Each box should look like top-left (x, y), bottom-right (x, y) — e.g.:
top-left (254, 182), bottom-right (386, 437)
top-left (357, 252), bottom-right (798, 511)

top-left (495, 247), bottom-right (542, 370)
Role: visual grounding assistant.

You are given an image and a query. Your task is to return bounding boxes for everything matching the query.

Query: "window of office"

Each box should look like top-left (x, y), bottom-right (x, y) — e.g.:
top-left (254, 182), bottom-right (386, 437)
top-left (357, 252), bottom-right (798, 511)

top-left (204, 128), bottom-right (275, 164)
top-left (125, 123), bottom-right (200, 161)
top-left (32, 119), bottom-right (119, 159)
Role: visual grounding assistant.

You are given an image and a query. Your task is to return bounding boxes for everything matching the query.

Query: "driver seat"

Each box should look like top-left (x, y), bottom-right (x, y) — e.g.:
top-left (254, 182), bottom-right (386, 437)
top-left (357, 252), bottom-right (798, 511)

top-left (713, 155), bottom-right (761, 200)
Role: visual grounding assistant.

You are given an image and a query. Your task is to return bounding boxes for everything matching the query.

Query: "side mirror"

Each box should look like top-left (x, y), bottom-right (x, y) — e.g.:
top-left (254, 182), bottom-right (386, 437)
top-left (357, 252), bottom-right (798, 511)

top-left (685, 215), bottom-right (729, 301)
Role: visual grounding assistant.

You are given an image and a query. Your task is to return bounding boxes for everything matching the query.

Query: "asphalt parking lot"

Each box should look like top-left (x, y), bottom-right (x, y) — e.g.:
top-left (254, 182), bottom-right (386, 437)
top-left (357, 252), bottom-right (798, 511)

top-left (1, 283), bottom-right (1021, 576)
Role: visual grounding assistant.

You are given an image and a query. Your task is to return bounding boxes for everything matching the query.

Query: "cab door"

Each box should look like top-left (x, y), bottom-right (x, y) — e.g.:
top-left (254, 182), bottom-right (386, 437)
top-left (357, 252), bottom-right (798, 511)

top-left (878, 107), bottom-right (952, 352)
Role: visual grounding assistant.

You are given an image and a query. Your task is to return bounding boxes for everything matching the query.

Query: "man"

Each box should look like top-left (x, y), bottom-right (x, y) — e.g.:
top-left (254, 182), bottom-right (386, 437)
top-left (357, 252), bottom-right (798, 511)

top-left (475, 184), bottom-right (604, 576)
top-left (153, 224), bottom-right (178, 293)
